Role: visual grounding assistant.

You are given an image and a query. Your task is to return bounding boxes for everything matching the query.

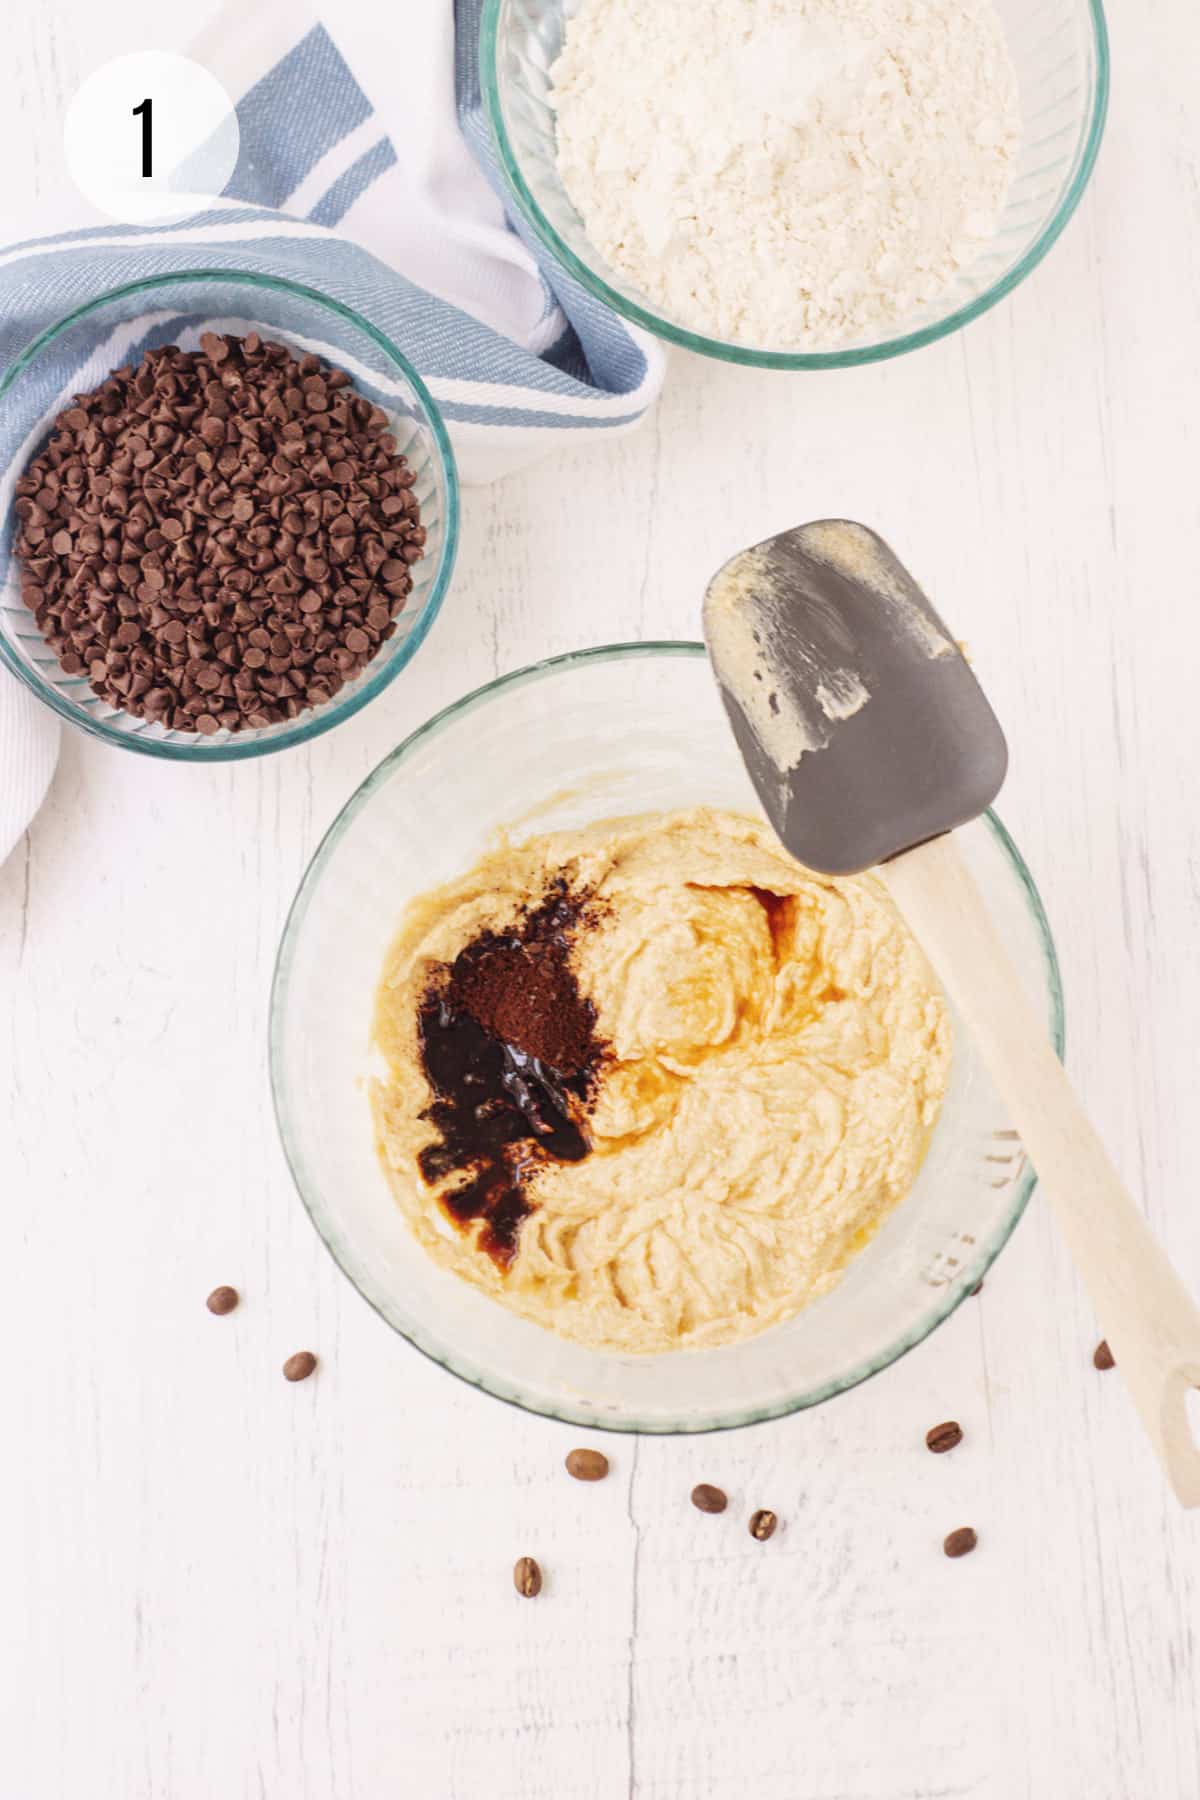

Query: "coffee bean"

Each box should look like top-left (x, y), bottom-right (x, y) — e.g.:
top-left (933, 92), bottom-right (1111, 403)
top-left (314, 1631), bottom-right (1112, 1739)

top-left (749, 1508), bottom-right (778, 1541)
top-left (943, 1527), bottom-right (978, 1559)
top-left (565, 1448), bottom-right (609, 1482)
top-left (205, 1285), bottom-right (239, 1316)
top-left (513, 1556), bottom-right (542, 1598)
top-left (690, 1483), bottom-right (728, 1515)
top-left (925, 1420), bottom-right (964, 1455)
top-left (282, 1350), bottom-right (317, 1382)
top-left (14, 334), bottom-right (426, 736)
top-left (1093, 1339), bottom-right (1115, 1370)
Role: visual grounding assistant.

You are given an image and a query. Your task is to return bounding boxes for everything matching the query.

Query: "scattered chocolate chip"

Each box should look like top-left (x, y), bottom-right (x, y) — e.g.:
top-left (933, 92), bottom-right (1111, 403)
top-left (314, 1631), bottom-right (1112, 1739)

top-left (1093, 1339), bottom-right (1115, 1370)
top-left (690, 1483), bottom-right (728, 1515)
top-left (749, 1508), bottom-right (778, 1542)
top-left (943, 1526), bottom-right (978, 1559)
top-left (282, 1350), bottom-right (317, 1382)
top-left (205, 1285), bottom-right (239, 1316)
top-left (925, 1420), bottom-right (964, 1455)
top-left (513, 1556), bottom-right (542, 1598)
top-left (565, 1448), bottom-right (609, 1482)
top-left (13, 335), bottom-right (427, 736)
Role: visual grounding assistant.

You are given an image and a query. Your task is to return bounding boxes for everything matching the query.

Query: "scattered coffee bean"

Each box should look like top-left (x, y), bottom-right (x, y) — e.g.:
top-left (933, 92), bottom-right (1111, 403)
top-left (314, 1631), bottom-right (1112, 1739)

top-left (749, 1508), bottom-right (778, 1541)
top-left (690, 1483), bottom-right (728, 1515)
top-left (282, 1350), bottom-right (317, 1382)
top-left (13, 336), bottom-right (426, 736)
top-left (565, 1448), bottom-right (609, 1482)
top-left (205, 1284), bottom-right (239, 1316)
top-left (513, 1556), bottom-right (543, 1598)
top-left (943, 1526), bottom-right (978, 1559)
top-left (1093, 1339), bottom-right (1115, 1370)
top-left (925, 1420), bottom-right (964, 1455)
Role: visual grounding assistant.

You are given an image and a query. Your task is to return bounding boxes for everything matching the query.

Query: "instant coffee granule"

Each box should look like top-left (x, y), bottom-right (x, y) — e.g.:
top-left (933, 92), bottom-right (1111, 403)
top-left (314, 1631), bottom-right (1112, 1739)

top-left (446, 883), bottom-right (601, 1074)
top-left (12, 333), bottom-right (425, 735)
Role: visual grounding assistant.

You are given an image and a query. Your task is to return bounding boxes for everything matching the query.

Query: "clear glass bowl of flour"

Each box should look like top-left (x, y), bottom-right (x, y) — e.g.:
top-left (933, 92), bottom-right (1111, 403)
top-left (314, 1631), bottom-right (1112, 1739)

top-left (271, 645), bottom-right (1063, 1432)
top-left (479, 0), bottom-right (1109, 367)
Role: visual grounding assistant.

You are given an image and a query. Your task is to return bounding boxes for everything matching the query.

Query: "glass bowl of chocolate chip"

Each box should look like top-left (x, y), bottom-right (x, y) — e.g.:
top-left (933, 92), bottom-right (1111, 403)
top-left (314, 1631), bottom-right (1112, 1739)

top-left (271, 644), bottom-right (1064, 1433)
top-left (0, 272), bottom-right (458, 758)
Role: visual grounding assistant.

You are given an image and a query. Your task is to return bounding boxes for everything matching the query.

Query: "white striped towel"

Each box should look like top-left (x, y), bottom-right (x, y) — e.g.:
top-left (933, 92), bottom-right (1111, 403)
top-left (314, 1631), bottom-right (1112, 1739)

top-left (0, 0), bottom-right (667, 866)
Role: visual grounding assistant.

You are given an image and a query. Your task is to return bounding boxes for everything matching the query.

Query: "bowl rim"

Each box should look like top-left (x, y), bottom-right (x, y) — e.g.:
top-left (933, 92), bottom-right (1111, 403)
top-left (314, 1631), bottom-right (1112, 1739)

top-left (270, 640), bottom-right (1066, 1434)
top-left (0, 268), bottom-right (460, 762)
top-left (479, 0), bottom-right (1111, 370)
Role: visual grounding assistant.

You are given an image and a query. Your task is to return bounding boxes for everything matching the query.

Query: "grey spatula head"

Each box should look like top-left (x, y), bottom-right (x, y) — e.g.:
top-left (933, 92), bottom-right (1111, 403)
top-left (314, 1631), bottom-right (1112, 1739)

top-left (703, 520), bottom-right (1008, 876)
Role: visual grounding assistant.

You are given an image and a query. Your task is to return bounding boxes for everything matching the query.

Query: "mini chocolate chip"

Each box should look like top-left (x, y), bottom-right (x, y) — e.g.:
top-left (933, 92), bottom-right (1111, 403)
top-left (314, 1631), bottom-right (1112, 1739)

top-left (690, 1483), bottom-right (728, 1515)
top-left (282, 1350), bottom-right (317, 1382)
top-left (925, 1421), bottom-right (964, 1455)
top-left (749, 1509), bottom-right (778, 1541)
top-left (1093, 1339), bottom-right (1115, 1370)
top-left (513, 1556), bottom-right (542, 1598)
top-left (943, 1527), bottom-right (978, 1559)
top-left (14, 335), bottom-right (424, 736)
top-left (206, 1285), bottom-right (239, 1316)
top-left (565, 1448), bottom-right (609, 1482)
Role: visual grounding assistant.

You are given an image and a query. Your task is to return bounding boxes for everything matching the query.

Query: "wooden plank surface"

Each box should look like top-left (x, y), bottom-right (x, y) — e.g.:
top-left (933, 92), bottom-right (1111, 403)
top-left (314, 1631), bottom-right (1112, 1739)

top-left (2, 3), bottom-right (1199, 1796)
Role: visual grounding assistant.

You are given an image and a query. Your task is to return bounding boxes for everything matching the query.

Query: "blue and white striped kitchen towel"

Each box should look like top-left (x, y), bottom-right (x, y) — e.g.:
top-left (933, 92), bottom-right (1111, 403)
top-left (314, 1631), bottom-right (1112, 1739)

top-left (0, 0), bottom-right (667, 865)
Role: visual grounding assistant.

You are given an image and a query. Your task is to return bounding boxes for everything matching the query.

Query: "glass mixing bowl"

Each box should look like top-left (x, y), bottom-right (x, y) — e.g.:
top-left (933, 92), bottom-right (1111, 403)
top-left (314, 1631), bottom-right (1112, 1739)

top-left (271, 645), bottom-right (1063, 1432)
top-left (0, 272), bottom-right (458, 761)
top-left (480, 0), bottom-right (1109, 368)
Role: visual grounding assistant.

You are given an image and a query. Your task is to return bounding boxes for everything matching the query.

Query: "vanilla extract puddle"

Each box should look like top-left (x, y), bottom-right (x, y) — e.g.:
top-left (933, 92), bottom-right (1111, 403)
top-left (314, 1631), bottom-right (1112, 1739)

top-left (416, 885), bottom-right (605, 1267)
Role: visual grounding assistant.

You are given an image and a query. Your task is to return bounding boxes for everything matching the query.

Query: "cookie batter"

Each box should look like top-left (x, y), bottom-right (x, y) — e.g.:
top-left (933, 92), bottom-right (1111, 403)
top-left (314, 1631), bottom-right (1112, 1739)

top-left (371, 808), bottom-right (950, 1353)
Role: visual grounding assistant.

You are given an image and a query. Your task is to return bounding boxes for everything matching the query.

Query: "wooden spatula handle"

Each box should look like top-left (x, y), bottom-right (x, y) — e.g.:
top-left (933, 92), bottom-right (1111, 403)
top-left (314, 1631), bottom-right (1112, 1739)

top-left (883, 833), bottom-right (1200, 1507)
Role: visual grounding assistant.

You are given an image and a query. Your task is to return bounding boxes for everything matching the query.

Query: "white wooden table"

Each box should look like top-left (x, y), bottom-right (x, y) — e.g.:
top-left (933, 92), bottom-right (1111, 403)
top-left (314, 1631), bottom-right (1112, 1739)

top-left (3, 5), bottom-right (1200, 1797)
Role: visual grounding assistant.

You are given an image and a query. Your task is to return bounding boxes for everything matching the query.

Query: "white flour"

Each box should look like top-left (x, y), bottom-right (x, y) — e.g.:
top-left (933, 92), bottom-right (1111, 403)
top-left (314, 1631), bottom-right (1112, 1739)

top-left (550, 0), bottom-right (1020, 350)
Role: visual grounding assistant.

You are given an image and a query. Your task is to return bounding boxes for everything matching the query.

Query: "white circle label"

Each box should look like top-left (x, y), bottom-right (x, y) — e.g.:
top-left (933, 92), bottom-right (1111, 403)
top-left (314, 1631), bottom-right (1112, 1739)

top-left (64, 52), bottom-right (240, 227)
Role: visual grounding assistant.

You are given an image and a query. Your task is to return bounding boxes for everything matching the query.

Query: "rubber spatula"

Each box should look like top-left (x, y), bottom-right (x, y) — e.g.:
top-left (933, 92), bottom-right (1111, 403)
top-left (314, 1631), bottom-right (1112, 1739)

top-left (703, 518), bottom-right (1200, 1506)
